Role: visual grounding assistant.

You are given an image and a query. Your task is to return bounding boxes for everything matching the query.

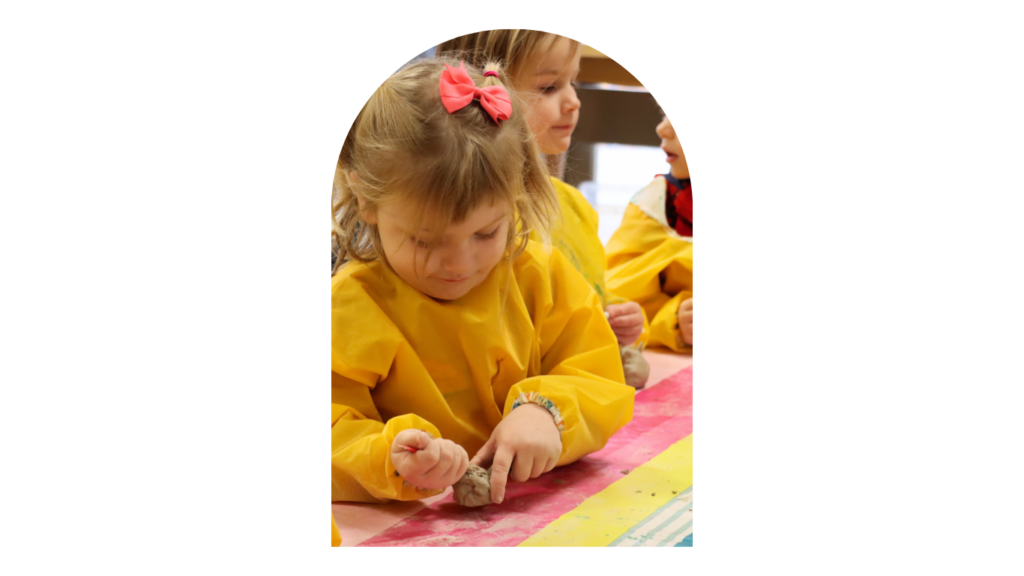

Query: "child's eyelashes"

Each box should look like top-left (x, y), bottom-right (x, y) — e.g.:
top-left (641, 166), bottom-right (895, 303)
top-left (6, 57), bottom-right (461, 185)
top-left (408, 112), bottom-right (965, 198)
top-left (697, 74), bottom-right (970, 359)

top-left (410, 228), bottom-right (498, 249)
top-left (538, 81), bottom-right (579, 94)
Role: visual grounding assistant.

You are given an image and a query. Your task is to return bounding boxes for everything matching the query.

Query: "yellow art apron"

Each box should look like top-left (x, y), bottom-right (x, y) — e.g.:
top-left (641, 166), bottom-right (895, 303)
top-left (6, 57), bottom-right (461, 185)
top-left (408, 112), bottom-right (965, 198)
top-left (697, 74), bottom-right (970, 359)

top-left (605, 176), bottom-right (693, 352)
top-left (532, 177), bottom-right (651, 346)
top-left (331, 240), bottom-right (634, 502)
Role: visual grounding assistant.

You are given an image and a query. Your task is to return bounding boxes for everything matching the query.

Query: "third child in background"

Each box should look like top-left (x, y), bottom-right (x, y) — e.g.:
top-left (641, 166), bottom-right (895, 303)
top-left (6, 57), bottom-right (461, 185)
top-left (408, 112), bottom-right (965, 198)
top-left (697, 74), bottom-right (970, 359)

top-left (605, 115), bottom-right (693, 352)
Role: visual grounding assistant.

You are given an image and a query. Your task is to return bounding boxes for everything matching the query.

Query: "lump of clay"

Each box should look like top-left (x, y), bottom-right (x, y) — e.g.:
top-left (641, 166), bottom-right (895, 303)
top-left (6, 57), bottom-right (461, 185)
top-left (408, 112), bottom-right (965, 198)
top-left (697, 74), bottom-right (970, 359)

top-left (620, 345), bottom-right (650, 389)
top-left (453, 465), bottom-right (492, 507)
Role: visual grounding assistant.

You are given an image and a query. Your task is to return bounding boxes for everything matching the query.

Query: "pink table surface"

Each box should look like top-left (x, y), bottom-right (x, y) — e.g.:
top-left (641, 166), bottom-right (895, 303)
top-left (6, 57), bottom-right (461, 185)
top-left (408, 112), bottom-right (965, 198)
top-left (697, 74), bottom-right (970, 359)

top-left (333, 349), bottom-right (692, 547)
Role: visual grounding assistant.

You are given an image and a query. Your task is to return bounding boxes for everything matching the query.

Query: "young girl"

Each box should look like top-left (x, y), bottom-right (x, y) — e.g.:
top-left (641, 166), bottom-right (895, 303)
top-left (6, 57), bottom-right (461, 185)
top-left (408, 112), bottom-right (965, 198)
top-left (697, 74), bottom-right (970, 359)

top-left (437, 31), bottom-right (652, 385)
top-left (605, 115), bottom-right (694, 351)
top-left (330, 58), bottom-right (634, 506)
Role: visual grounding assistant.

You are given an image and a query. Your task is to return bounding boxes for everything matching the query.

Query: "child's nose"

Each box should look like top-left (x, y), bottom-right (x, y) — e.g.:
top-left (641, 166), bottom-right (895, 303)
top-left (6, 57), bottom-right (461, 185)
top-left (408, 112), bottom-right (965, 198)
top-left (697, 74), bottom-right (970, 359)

top-left (656, 117), bottom-right (673, 139)
top-left (440, 247), bottom-right (473, 275)
top-left (564, 86), bottom-right (581, 113)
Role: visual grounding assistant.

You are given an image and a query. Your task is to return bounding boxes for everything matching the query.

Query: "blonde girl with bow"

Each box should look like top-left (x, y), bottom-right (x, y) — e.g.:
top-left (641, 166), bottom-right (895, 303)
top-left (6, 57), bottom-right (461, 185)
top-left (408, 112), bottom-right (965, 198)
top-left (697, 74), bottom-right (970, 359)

top-left (330, 58), bottom-right (634, 506)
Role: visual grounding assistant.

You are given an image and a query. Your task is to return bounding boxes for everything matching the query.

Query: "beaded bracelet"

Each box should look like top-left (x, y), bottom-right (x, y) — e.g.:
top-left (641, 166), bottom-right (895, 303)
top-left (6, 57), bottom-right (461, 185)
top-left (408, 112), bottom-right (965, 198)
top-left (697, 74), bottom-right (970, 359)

top-left (510, 392), bottom-right (565, 436)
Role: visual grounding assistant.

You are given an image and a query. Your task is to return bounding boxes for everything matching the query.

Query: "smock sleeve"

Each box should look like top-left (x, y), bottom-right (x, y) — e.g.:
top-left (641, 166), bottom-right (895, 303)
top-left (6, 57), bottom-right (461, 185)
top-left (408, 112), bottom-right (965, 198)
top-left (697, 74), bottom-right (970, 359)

top-left (330, 277), bottom-right (446, 503)
top-left (606, 199), bottom-right (694, 352)
top-left (331, 372), bottom-right (444, 502)
top-left (503, 247), bottom-right (635, 466)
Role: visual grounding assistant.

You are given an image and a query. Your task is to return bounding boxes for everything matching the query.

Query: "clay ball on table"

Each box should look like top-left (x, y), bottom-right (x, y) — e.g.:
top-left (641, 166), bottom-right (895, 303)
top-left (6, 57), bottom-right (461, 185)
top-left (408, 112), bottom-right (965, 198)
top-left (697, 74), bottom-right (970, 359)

top-left (453, 465), bottom-right (492, 507)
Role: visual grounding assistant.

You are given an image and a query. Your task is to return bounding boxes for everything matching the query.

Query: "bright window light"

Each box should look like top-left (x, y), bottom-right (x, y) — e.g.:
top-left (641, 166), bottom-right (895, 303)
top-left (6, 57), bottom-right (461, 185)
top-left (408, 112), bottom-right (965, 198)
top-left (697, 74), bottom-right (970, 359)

top-left (579, 143), bottom-right (667, 244)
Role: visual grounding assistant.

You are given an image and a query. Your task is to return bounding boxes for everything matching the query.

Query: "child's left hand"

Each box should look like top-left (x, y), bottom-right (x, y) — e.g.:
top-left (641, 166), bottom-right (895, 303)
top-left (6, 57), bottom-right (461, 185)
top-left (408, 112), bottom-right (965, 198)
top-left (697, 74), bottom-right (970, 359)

top-left (677, 297), bottom-right (693, 346)
top-left (606, 302), bottom-right (644, 346)
top-left (468, 403), bottom-right (562, 504)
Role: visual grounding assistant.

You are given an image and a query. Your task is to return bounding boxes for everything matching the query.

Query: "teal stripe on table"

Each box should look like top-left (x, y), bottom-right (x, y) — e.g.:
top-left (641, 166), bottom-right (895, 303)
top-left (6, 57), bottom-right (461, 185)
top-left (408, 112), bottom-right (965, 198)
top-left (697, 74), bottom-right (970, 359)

top-left (609, 486), bottom-right (693, 547)
top-left (659, 516), bottom-right (693, 547)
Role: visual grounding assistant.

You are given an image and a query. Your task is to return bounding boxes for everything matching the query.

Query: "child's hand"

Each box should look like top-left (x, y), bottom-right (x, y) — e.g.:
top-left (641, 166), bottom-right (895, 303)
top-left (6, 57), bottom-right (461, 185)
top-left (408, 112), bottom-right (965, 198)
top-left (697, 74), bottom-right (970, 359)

top-left (606, 302), bottom-right (644, 346)
top-left (390, 429), bottom-right (469, 491)
top-left (677, 298), bottom-right (693, 346)
top-left (469, 404), bottom-right (562, 504)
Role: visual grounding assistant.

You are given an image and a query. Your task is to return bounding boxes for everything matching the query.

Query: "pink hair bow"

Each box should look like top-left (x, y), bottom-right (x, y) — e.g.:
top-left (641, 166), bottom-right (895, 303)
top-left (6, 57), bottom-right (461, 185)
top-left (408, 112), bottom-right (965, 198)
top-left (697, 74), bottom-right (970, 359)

top-left (439, 62), bottom-right (512, 124)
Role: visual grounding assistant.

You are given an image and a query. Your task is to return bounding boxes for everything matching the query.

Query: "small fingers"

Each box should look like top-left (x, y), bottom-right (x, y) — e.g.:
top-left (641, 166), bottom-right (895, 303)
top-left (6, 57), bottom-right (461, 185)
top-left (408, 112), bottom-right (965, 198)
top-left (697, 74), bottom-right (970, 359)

top-left (489, 445), bottom-right (515, 504)
top-left (530, 457), bottom-right (546, 479)
top-left (454, 444), bottom-right (470, 481)
top-left (682, 325), bottom-right (693, 346)
top-left (511, 453), bottom-right (533, 483)
top-left (417, 440), bottom-right (453, 482)
top-left (395, 443), bottom-right (439, 481)
top-left (431, 442), bottom-right (462, 486)
top-left (621, 328), bottom-right (644, 344)
top-left (608, 312), bottom-right (643, 328)
top-left (414, 441), bottom-right (468, 489)
top-left (543, 456), bottom-right (557, 474)
top-left (416, 437), bottom-right (440, 462)
top-left (392, 429), bottom-right (431, 454)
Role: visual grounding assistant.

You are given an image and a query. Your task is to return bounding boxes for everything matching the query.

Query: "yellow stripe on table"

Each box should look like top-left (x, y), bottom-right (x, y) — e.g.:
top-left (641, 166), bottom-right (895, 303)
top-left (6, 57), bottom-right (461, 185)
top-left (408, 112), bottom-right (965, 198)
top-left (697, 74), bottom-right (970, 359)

top-left (519, 435), bottom-right (693, 547)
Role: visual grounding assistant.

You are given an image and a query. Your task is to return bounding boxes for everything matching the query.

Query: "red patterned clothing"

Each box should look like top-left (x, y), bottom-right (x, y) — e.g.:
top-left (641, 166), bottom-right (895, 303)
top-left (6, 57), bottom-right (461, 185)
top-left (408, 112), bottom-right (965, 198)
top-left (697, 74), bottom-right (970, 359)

top-left (663, 174), bottom-right (692, 237)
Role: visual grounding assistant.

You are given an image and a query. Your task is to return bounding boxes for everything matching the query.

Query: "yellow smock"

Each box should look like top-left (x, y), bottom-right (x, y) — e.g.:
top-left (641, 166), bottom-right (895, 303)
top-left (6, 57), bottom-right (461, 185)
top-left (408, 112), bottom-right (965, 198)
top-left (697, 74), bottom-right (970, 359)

top-left (331, 240), bottom-right (634, 503)
top-left (331, 512), bottom-right (341, 547)
top-left (533, 177), bottom-right (651, 346)
top-left (605, 176), bottom-right (693, 353)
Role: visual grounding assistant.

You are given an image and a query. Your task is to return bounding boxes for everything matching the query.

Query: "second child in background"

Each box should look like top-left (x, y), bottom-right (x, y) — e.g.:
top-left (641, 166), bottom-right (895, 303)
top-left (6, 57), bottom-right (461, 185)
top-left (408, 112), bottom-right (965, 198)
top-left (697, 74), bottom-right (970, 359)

top-left (605, 115), bottom-right (694, 352)
top-left (438, 30), bottom-right (651, 388)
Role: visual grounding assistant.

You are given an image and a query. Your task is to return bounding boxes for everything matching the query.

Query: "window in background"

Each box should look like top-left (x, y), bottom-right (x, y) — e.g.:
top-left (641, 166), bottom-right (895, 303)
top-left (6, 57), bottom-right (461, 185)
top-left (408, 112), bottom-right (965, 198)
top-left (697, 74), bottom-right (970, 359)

top-left (578, 143), bottom-right (666, 245)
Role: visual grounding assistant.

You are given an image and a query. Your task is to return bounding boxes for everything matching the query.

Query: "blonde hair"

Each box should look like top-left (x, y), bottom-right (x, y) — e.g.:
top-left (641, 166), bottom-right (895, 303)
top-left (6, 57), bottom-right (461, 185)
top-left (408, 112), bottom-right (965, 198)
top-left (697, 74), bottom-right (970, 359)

top-left (331, 57), bottom-right (558, 275)
top-left (437, 30), bottom-right (581, 88)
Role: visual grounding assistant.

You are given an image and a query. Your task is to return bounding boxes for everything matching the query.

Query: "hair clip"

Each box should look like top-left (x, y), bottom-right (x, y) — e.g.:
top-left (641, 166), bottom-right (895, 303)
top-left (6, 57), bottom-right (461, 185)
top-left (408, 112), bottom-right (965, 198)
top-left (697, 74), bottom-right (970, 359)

top-left (439, 62), bottom-right (511, 124)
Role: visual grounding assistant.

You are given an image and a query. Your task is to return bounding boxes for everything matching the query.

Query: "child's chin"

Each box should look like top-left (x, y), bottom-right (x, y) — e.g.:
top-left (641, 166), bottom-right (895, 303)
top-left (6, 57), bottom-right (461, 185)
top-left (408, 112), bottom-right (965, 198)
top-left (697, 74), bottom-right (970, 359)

top-left (542, 135), bottom-right (572, 156)
top-left (424, 282), bottom-right (473, 301)
top-left (669, 165), bottom-right (690, 180)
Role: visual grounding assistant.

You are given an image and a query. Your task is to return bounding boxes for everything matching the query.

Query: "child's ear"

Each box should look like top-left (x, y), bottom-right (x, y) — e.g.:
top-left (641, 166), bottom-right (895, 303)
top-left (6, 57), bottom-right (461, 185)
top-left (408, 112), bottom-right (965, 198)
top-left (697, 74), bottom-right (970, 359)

top-left (356, 197), bottom-right (377, 225)
top-left (349, 171), bottom-right (378, 225)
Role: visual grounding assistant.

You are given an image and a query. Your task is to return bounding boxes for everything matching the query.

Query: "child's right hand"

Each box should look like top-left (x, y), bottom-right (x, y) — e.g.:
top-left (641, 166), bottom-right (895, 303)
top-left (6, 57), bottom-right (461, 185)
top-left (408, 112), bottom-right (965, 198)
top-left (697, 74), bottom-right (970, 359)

top-left (677, 297), bottom-right (693, 346)
top-left (390, 429), bottom-right (469, 491)
top-left (606, 302), bottom-right (645, 346)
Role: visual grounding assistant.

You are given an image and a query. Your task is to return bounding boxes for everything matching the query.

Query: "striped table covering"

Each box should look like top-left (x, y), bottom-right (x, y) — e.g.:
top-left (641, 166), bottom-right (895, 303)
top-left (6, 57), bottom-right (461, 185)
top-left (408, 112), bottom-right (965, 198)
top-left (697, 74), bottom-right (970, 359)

top-left (332, 350), bottom-right (693, 547)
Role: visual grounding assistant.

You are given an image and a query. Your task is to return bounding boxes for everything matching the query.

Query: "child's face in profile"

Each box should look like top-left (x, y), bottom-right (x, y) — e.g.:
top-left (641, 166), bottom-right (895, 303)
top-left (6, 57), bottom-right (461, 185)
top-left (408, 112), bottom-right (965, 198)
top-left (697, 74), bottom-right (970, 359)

top-left (517, 36), bottom-right (582, 155)
top-left (365, 198), bottom-right (511, 301)
top-left (656, 116), bottom-right (689, 180)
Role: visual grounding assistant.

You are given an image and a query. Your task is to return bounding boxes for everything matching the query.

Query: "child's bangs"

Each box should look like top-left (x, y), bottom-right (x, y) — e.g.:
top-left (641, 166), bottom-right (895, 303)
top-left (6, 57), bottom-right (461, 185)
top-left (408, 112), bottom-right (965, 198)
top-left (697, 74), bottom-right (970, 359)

top-left (394, 133), bottom-right (523, 230)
